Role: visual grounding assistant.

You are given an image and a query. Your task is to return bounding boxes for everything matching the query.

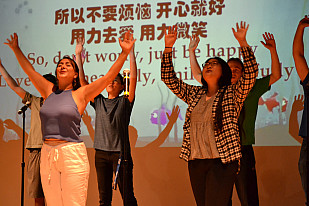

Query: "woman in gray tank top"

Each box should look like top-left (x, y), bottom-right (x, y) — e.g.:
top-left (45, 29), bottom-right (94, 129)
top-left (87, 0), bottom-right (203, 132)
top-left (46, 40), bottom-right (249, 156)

top-left (4, 31), bottom-right (136, 206)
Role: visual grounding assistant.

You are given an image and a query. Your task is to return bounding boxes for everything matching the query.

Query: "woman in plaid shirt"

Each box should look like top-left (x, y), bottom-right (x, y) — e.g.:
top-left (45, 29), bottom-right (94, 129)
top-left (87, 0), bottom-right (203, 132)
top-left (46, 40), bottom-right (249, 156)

top-left (161, 22), bottom-right (258, 205)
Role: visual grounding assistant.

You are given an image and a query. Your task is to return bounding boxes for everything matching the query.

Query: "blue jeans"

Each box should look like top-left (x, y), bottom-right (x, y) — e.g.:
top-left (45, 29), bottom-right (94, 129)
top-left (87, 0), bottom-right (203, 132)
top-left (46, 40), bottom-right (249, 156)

top-left (299, 139), bottom-right (308, 205)
top-left (228, 145), bottom-right (259, 206)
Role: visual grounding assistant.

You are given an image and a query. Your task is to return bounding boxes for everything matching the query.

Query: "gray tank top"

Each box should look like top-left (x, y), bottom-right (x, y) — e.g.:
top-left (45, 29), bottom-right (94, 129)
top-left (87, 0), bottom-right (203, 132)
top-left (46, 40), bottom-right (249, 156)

top-left (40, 90), bottom-right (82, 142)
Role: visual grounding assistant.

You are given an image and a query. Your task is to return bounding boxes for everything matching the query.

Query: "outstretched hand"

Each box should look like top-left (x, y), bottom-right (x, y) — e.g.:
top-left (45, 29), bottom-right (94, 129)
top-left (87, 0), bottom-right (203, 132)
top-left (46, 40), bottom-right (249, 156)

top-left (232, 21), bottom-right (249, 45)
top-left (189, 35), bottom-right (200, 52)
top-left (119, 30), bottom-right (136, 54)
top-left (165, 25), bottom-right (177, 48)
top-left (260, 32), bottom-right (276, 51)
top-left (75, 37), bottom-right (85, 55)
top-left (299, 15), bottom-right (309, 28)
top-left (4, 33), bottom-right (19, 50)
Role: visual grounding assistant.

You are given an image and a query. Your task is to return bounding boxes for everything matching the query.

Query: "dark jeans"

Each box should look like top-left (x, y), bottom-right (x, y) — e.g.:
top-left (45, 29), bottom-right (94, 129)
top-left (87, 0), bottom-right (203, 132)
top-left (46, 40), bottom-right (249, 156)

top-left (228, 145), bottom-right (259, 206)
top-left (95, 150), bottom-right (137, 206)
top-left (299, 139), bottom-right (308, 205)
top-left (188, 158), bottom-right (238, 206)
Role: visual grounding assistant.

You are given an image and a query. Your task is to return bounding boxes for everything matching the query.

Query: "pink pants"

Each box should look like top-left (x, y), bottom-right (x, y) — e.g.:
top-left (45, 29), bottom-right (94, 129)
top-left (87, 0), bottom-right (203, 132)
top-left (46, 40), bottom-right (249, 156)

top-left (40, 142), bottom-right (90, 206)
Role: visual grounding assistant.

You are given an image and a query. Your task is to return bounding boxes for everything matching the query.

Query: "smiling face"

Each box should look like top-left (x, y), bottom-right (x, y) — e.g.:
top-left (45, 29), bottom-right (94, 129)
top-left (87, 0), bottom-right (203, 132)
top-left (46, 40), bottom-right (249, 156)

top-left (55, 58), bottom-right (79, 90)
top-left (202, 59), bottom-right (223, 84)
top-left (56, 59), bottom-right (77, 79)
top-left (228, 60), bottom-right (243, 84)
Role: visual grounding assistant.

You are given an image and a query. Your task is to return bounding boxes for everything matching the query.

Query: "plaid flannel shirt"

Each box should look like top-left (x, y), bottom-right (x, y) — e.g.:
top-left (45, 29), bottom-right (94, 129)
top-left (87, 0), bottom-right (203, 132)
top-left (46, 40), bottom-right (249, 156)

top-left (161, 47), bottom-right (258, 164)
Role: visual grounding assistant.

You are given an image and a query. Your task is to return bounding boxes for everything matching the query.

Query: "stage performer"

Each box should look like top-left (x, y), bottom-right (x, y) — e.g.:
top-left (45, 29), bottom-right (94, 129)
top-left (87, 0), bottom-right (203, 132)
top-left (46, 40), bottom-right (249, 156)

top-left (4, 31), bottom-right (135, 206)
top-left (0, 59), bottom-right (57, 206)
top-left (161, 21), bottom-right (258, 205)
top-left (189, 31), bottom-right (281, 205)
top-left (293, 15), bottom-right (309, 205)
top-left (76, 31), bottom-right (138, 206)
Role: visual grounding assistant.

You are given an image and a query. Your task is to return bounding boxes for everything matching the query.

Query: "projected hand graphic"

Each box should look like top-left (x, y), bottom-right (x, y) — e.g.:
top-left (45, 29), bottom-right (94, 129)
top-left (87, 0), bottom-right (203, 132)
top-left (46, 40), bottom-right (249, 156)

top-left (82, 109), bottom-right (94, 140)
top-left (292, 94), bottom-right (304, 112)
top-left (166, 105), bottom-right (180, 125)
top-left (289, 95), bottom-right (304, 143)
top-left (0, 119), bottom-right (4, 140)
top-left (4, 119), bottom-right (18, 130)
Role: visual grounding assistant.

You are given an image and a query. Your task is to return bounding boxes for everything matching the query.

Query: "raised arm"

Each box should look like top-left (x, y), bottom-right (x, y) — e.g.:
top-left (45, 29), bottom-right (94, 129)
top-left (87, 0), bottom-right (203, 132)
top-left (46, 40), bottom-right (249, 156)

top-left (0, 58), bottom-right (26, 99)
top-left (128, 40), bottom-right (137, 103)
top-left (164, 25), bottom-right (177, 54)
top-left (260, 32), bottom-right (281, 85)
top-left (79, 30), bottom-right (136, 103)
top-left (75, 38), bottom-right (89, 86)
top-left (289, 95), bottom-right (304, 143)
top-left (189, 35), bottom-right (202, 84)
top-left (161, 25), bottom-right (199, 104)
top-left (4, 33), bottom-right (53, 99)
top-left (232, 21), bottom-right (258, 104)
top-left (293, 16), bottom-right (309, 81)
top-left (232, 21), bottom-right (250, 47)
top-left (145, 105), bottom-right (180, 148)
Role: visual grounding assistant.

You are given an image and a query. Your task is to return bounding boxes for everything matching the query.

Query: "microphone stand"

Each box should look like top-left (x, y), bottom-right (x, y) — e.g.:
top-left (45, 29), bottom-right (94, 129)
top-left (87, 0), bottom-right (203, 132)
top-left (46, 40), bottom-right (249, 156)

top-left (20, 109), bottom-right (26, 206)
top-left (303, 83), bottom-right (309, 205)
top-left (17, 102), bottom-right (29, 206)
top-left (123, 69), bottom-right (130, 205)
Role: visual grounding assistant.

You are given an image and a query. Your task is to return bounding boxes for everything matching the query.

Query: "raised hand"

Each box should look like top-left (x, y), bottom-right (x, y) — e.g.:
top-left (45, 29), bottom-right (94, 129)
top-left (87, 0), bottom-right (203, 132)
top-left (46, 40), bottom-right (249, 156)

top-left (292, 94), bottom-right (304, 112)
top-left (0, 119), bottom-right (4, 139)
top-left (299, 15), bottom-right (309, 28)
top-left (82, 109), bottom-right (92, 125)
top-left (3, 119), bottom-right (18, 130)
top-left (166, 105), bottom-right (180, 124)
top-left (165, 25), bottom-right (177, 48)
top-left (75, 37), bottom-right (85, 55)
top-left (232, 21), bottom-right (249, 46)
top-left (260, 32), bottom-right (277, 52)
top-left (4, 33), bottom-right (19, 50)
top-left (189, 35), bottom-right (200, 52)
top-left (119, 30), bottom-right (136, 54)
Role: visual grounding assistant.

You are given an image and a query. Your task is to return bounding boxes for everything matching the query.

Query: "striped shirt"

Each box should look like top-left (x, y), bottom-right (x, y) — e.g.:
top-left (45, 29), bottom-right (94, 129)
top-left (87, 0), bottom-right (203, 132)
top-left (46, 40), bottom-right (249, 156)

top-left (161, 47), bottom-right (258, 164)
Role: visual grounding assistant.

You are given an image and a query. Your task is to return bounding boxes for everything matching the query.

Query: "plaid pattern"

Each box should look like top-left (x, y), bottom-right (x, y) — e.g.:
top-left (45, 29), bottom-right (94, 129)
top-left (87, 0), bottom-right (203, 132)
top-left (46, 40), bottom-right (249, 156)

top-left (161, 47), bottom-right (258, 164)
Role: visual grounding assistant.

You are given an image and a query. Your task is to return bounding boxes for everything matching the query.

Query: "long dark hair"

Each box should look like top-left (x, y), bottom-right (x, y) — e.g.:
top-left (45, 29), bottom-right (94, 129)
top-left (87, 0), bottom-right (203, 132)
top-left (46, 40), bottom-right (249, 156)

top-left (201, 57), bottom-right (232, 132)
top-left (55, 56), bottom-right (81, 90)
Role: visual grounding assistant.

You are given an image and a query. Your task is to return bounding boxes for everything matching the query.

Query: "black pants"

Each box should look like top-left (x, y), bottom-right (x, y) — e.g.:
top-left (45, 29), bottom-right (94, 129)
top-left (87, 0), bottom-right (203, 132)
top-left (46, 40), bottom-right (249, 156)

top-left (95, 150), bottom-right (137, 206)
top-left (188, 158), bottom-right (238, 206)
top-left (228, 145), bottom-right (259, 206)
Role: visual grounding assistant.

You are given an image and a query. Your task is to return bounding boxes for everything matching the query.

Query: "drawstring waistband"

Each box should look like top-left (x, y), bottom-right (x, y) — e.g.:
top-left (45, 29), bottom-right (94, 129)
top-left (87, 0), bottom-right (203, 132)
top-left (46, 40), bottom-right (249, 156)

top-left (47, 148), bottom-right (59, 184)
